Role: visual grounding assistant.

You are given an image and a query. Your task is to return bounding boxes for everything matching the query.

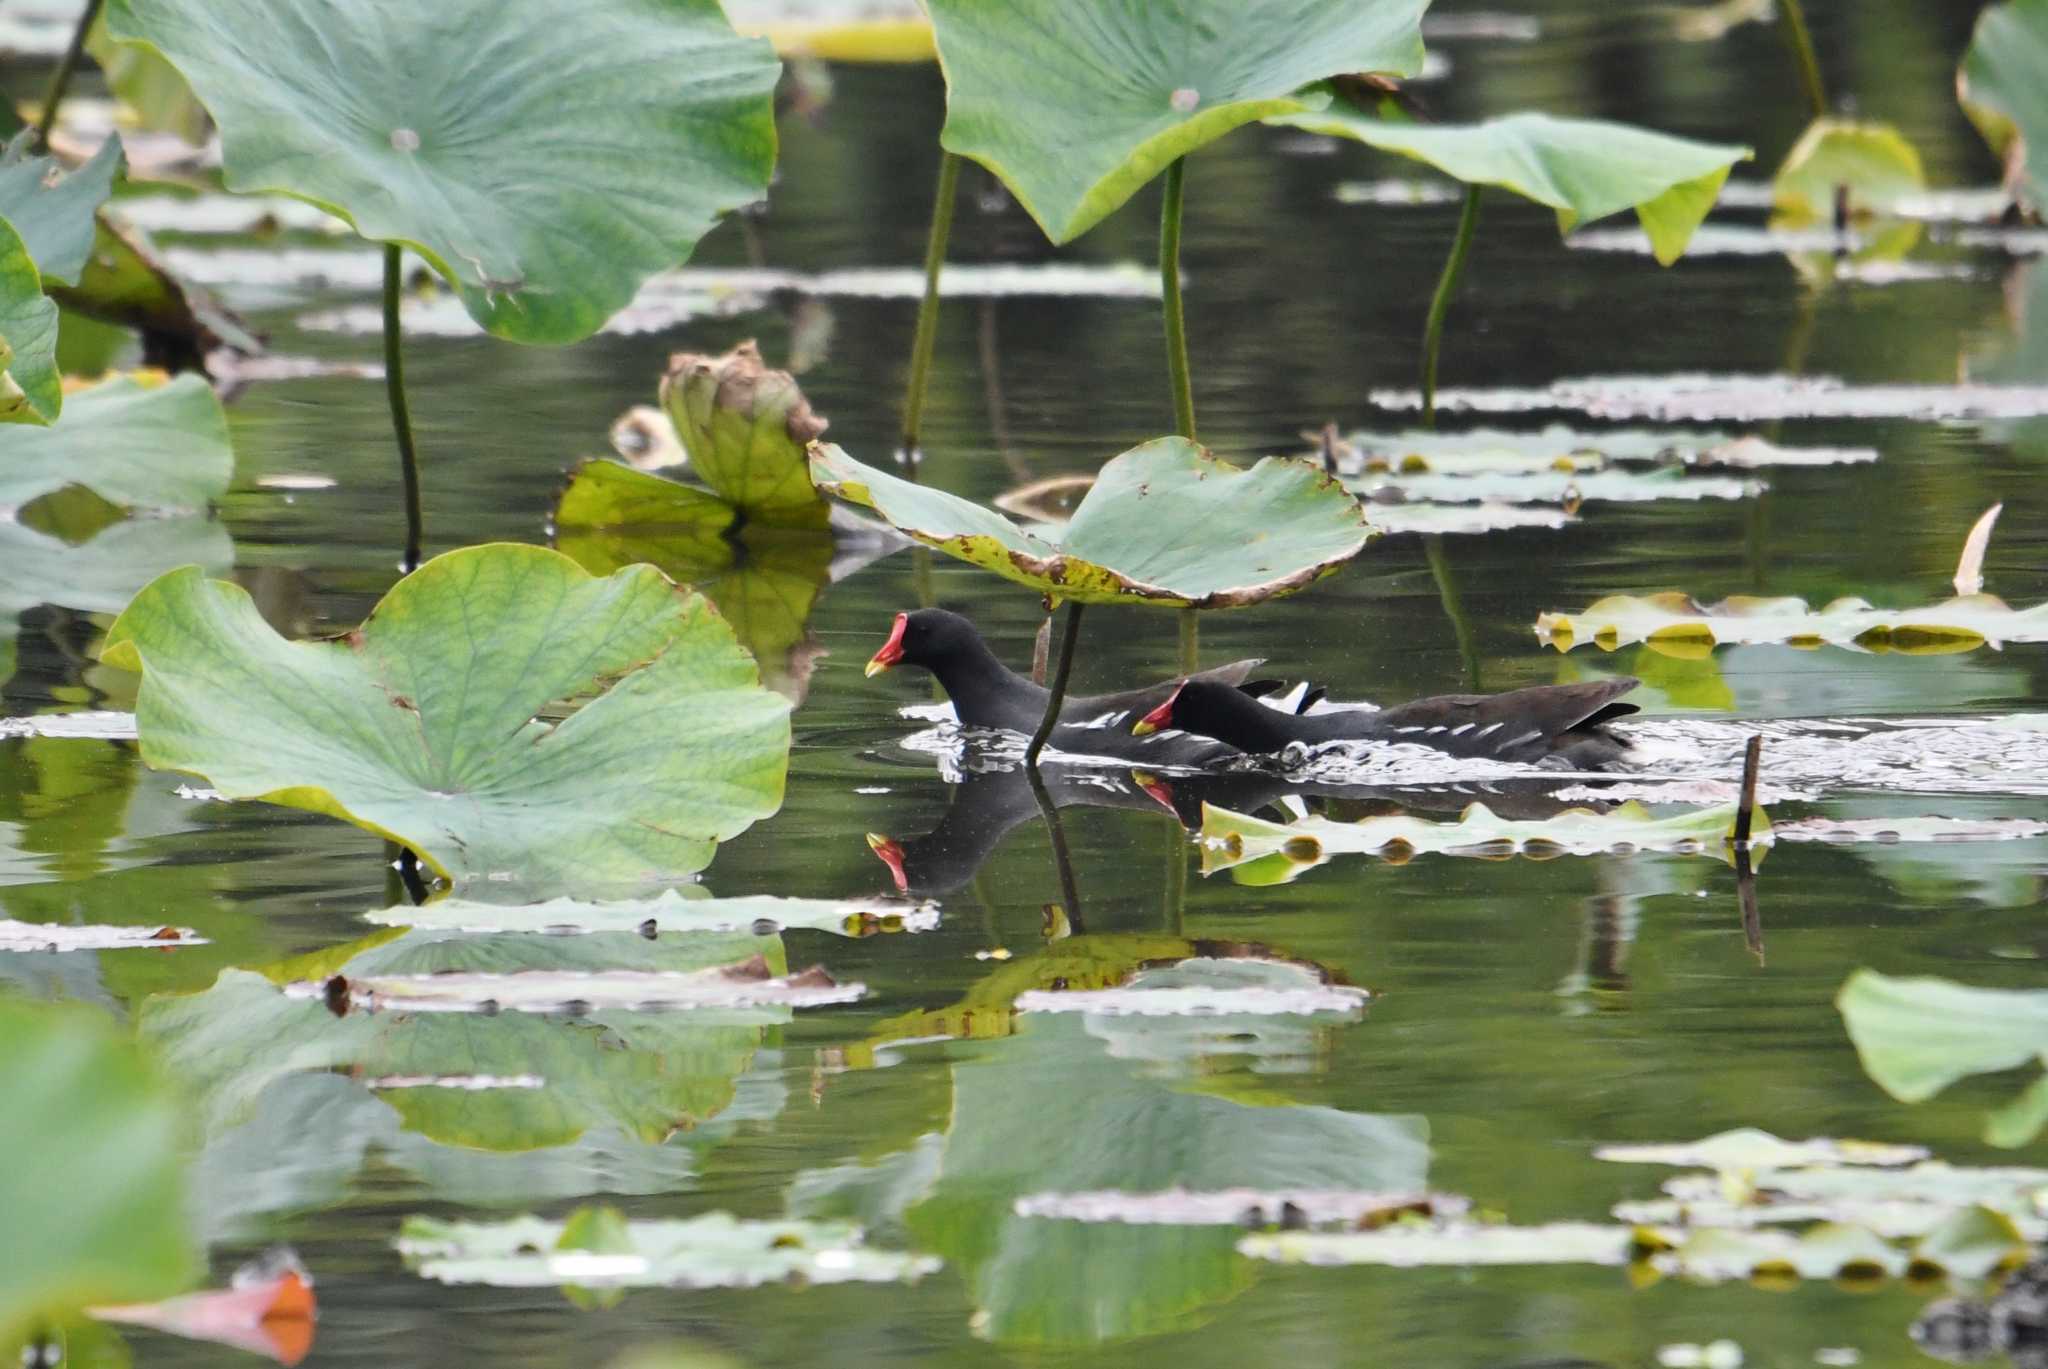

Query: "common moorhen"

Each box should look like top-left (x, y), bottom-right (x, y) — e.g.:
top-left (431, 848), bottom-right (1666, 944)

top-left (1134, 676), bottom-right (1641, 770)
top-left (865, 609), bottom-right (1268, 761)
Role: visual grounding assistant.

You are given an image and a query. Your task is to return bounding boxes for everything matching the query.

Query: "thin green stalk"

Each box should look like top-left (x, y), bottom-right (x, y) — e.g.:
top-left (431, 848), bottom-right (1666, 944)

top-left (1024, 601), bottom-right (1084, 769)
top-left (1777, 0), bottom-right (1827, 119)
top-left (1178, 607), bottom-right (1198, 674)
top-left (1027, 766), bottom-right (1084, 933)
top-left (32, 0), bottom-right (103, 152)
top-left (1423, 533), bottom-right (1481, 691)
top-left (1163, 817), bottom-right (1187, 938)
top-left (383, 243), bottom-right (424, 573)
top-left (1420, 185), bottom-right (1483, 429)
top-left (900, 152), bottom-right (961, 471)
top-left (1160, 157), bottom-right (1195, 441)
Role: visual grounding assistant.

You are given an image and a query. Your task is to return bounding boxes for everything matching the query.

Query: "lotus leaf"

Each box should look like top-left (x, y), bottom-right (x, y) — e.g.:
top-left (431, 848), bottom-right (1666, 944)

top-left (145, 929), bottom-right (793, 1149)
top-left (399, 1208), bottom-right (940, 1288)
top-left (1014, 957), bottom-right (1368, 1018)
top-left (1272, 109), bottom-right (1749, 264)
top-left (0, 216), bottom-right (61, 426)
top-left (1200, 800), bottom-right (1755, 880)
top-left (1242, 1220), bottom-right (1645, 1268)
top-left (1619, 1169), bottom-right (2048, 1243)
top-left (1371, 373), bottom-right (2048, 422)
top-left (1595, 1129), bottom-right (1927, 1171)
top-left (660, 341), bottom-right (828, 525)
top-left (1366, 501), bottom-right (1573, 536)
top-left (365, 889), bottom-right (938, 938)
top-left (1772, 118), bottom-right (1925, 221)
top-left (554, 459), bottom-right (736, 544)
top-left (1960, 0), bottom-right (2048, 211)
top-left (0, 1000), bottom-right (198, 1343)
top-left (101, 543), bottom-right (792, 888)
top-left (103, 0), bottom-right (780, 343)
top-left (1536, 591), bottom-right (2048, 655)
top-left (0, 374), bottom-right (233, 512)
top-left (1013, 1187), bottom-right (1464, 1228)
top-left (0, 135), bottom-right (123, 287)
top-left (1349, 464), bottom-right (1755, 507)
top-left (925, 0), bottom-right (1428, 243)
top-left (1838, 969), bottom-right (2048, 1147)
top-left (810, 438), bottom-right (1371, 608)
top-left (1328, 425), bottom-right (1875, 470)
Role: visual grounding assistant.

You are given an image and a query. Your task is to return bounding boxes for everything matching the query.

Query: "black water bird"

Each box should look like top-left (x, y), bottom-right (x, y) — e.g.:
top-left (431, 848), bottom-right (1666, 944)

top-left (1133, 676), bottom-right (1641, 770)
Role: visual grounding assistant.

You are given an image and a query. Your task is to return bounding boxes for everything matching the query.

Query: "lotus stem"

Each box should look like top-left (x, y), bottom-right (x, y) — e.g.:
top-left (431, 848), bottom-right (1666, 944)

top-left (900, 151), bottom-right (961, 473)
top-left (1161, 157), bottom-right (1196, 441)
top-left (1777, 0), bottom-right (1827, 119)
top-left (1733, 734), bottom-right (1763, 846)
top-left (1024, 600), bottom-right (1084, 768)
top-left (1164, 818), bottom-right (1188, 938)
top-left (1736, 845), bottom-right (1763, 966)
top-left (1420, 185), bottom-right (1482, 429)
top-left (1178, 607), bottom-right (1198, 674)
top-left (1423, 534), bottom-right (1481, 691)
top-left (1026, 765), bottom-right (1084, 932)
top-left (383, 244), bottom-right (425, 573)
top-left (32, 0), bottom-right (103, 152)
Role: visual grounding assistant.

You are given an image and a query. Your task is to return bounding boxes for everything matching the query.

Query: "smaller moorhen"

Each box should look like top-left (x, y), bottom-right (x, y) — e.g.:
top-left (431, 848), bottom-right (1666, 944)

top-left (1133, 676), bottom-right (1642, 770)
top-left (865, 608), bottom-right (1268, 733)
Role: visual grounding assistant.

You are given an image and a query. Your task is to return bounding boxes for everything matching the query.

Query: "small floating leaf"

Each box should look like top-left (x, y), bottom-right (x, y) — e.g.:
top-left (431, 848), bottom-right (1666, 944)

top-left (103, 0), bottom-right (780, 342)
top-left (1369, 373), bottom-right (2048, 422)
top-left (810, 438), bottom-right (1372, 608)
top-left (0, 373), bottom-right (233, 512)
top-left (365, 890), bottom-right (937, 938)
top-left (1014, 957), bottom-right (1368, 1018)
top-left (1241, 1220), bottom-right (1647, 1268)
top-left (925, 0), bottom-right (1428, 242)
top-left (398, 1209), bottom-right (940, 1288)
top-left (1327, 424), bottom-right (1876, 470)
top-left (1270, 109), bottom-right (1750, 264)
top-left (0, 920), bottom-right (205, 951)
top-left (101, 544), bottom-right (791, 889)
top-left (1838, 969), bottom-right (2048, 1146)
top-left (1959, 0), bottom-right (2048, 211)
top-left (1200, 799), bottom-right (1754, 880)
top-left (1351, 464), bottom-right (1756, 507)
top-left (1595, 1128), bottom-right (1928, 1171)
top-left (1014, 1188), bottom-right (1464, 1228)
top-left (0, 999), bottom-right (198, 1343)
top-left (1536, 592), bottom-right (2048, 655)
top-left (303, 964), bottom-right (862, 1015)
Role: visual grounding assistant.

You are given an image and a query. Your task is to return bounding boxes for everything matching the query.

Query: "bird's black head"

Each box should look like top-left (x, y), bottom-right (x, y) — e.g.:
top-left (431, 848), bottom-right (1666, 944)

top-left (864, 608), bottom-right (985, 678)
top-left (1133, 678), bottom-right (1297, 751)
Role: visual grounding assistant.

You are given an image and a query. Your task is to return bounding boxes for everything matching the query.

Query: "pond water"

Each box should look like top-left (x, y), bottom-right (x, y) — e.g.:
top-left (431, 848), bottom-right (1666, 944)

top-left (11, 2), bottom-right (2048, 1366)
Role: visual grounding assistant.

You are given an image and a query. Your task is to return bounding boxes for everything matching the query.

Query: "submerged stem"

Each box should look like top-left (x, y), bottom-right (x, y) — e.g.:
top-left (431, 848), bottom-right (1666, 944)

top-left (1024, 601), bottom-right (1084, 769)
top-left (1160, 157), bottom-right (1196, 441)
top-left (32, 0), bottom-right (103, 152)
top-left (383, 244), bottom-right (424, 573)
top-left (1423, 534), bottom-right (1481, 691)
top-left (1776, 0), bottom-right (1827, 120)
top-left (900, 152), bottom-right (961, 473)
top-left (1027, 766), bottom-right (1084, 933)
top-left (1420, 184), bottom-right (1483, 430)
top-left (1178, 606), bottom-right (1198, 674)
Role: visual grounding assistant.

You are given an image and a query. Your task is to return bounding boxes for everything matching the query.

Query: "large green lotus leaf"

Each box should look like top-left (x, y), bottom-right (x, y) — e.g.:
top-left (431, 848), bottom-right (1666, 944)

top-left (0, 1000), bottom-right (198, 1344)
top-left (399, 1207), bottom-right (940, 1288)
top-left (102, 0), bottom-right (780, 344)
top-left (0, 374), bottom-right (232, 511)
top-left (144, 928), bottom-right (786, 1150)
top-left (1200, 800), bottom-right (1756, 881)
top-left (1960, 0), bottom-right (2048, 211)
top-left (0, 136), bottom-right (124, 288)
top-left (1838, 969), bottom-right (2048, 1146)
top-left (0, 216), bottom-right (61, 426)
top-left (906, 1006), bottom-right (1428, 1345)
top-left (926, 0), bottom-right (1428, 243)
top-left (1273, 109), bottom-right (1749, 264)
top-left (1535, 591), bottom-right (2048, 656)
top-left (660, 342), bottom-right (828, 525)
top-left (810, 438), bottom-right (1371, 608)
top-left (101, 544), bottom-right (792, 888)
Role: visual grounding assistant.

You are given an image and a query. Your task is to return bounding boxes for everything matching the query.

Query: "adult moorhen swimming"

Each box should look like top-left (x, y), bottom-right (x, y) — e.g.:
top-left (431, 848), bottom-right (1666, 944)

top-left (1133, 676), bottom-right (1641, 770)
top-left (865, 607), bottom-right (1269, 739)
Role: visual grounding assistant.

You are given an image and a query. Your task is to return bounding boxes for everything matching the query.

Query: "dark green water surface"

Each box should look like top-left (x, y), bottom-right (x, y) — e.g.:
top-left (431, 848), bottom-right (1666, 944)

top-left (10, 2), bottom-right (2048, 1365)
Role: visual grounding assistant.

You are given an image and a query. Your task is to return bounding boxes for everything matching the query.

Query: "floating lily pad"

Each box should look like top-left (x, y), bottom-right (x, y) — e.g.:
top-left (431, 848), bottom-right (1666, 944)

top-left (1330, 425), bottom-right (1875, 470)
top-left (1350, 464), bottom-right (1756, 507)
top-left (0, 216), bottom-right (62, 426)
top-left (1620, 1161), bottom-right (2048, 1240)
top-left (1369, 373), bottom-right (2048, 422)
top-left (1014, 1188), bottom-right (1463, 1228)
top-left (1271, 108), bottom-right (1748, 264)
top-left (399, 1208), bottom-right (939, 1288)
top-left (1838, 969), bottom-right (2048, 1147)
top-left (554, 459), bottom-right (736, 541)
top-left (1960, 0), bottom-right (2048, 212)
top-left (102, 544), bottom-right (791, 889)
top-left (1241, 1220), bottom-right (1647, 1268)
top-left (659, 342), bottom-right (828, 526)
top-left (103, 0), bottom-right (780, 342)
top-left (0, 373), bottom-right (233, 511)
top-left (1536, 592), bottom-right (2048, 656)
top-left (0, 920), bottom-right (202, 951)
top-left (1200, 800), bottom-right (1754, 880)
top-left (307, 963), bottom-right (861, 1015)
top-left (1363, 500), bottom-right (1574, 536)
top-left (1773, 118), bottom-right (1926, 221)
top-left (0, 135), bottom-right (124, 287)
top-left (1014, 957), bottom-right (1369, 1018)
top-left (925, 0), bottom-right (1428, 242)
top-left (1595, 1128), bottom-right (1928, 1171)
top-left (366, 889), bottom-right (936, 938)
top-left (810, 438), bottom-right (1372, 608)
top-left (0, 999), bottom-right (198, 1343)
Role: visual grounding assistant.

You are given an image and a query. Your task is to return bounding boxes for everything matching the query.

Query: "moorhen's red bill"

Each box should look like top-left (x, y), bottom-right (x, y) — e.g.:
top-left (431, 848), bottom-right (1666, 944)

top-left (1134, 676), bottom-right (1641, 770)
